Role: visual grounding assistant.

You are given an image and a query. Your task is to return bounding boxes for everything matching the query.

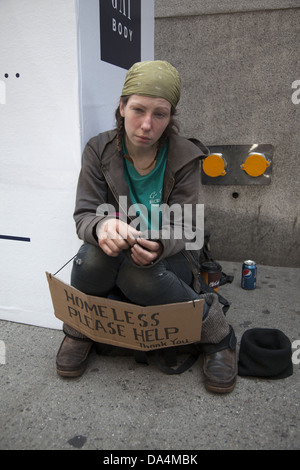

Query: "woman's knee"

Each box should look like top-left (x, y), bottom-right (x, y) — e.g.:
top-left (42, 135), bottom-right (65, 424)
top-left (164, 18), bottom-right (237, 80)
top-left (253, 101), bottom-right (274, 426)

top-left (71, 243), bottom-right (122, 295)
top-left (116, 263), bottom-right (165, 305)
top-left (117, 258), bottom-right (199, 306)
top-left (72, 243), bottom-right (105, 275)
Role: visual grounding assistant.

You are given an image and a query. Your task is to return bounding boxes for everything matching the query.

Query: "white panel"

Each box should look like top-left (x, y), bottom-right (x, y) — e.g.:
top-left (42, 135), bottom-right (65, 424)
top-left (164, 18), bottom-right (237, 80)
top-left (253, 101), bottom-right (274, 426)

top-left (0, 0), bottom-right (81, 329)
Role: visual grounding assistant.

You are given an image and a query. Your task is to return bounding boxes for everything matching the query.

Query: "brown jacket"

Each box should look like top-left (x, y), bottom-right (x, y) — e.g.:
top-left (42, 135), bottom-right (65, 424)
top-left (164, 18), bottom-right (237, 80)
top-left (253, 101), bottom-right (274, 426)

top-left (73, 129), bottom-right (208, 292)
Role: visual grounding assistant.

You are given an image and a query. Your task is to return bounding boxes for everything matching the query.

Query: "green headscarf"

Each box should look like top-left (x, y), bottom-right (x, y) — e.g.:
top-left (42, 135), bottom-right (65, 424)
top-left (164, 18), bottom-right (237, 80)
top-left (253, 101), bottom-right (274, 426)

top-left (121, 60), bottom-right (181, 108)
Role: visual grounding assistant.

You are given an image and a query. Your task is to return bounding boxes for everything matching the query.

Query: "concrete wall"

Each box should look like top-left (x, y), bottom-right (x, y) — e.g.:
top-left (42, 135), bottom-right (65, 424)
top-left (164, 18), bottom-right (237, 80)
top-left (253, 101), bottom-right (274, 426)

top-left (155, 1), bottom-right (300, 267)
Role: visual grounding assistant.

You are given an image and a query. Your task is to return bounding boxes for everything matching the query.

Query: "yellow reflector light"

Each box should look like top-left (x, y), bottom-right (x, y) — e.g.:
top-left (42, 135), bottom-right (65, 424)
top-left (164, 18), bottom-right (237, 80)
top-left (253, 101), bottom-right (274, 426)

top-left (240, 153), bottom-right (270, 177)
top-left (202, 154), bottom-right (227, 177)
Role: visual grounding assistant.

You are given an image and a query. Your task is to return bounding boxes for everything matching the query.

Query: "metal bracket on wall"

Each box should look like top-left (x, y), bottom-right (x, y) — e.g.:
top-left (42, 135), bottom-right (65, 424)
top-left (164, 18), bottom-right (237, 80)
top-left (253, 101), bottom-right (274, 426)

top-left (201, 144), bottom-right (273, 185)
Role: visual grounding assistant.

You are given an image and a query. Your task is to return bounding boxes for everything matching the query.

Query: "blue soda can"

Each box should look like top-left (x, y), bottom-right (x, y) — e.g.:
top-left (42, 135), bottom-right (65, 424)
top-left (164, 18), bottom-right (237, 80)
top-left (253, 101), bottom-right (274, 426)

top-left (241, 260), bottom-right (257, 289)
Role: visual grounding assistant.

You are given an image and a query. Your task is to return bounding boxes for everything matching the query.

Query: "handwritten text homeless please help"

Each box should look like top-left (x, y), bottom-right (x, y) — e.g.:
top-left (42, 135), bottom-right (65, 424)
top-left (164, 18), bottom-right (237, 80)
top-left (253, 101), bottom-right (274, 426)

top-left (46, 273), bottom-right (203, 351)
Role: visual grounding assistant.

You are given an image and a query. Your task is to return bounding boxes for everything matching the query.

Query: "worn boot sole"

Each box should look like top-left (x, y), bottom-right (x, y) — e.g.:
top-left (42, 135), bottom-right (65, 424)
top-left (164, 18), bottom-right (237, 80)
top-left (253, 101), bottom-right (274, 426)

top-left (56, 365), bottom-right (89, 378)
top-left (203, 378), bottom-right (237, 394)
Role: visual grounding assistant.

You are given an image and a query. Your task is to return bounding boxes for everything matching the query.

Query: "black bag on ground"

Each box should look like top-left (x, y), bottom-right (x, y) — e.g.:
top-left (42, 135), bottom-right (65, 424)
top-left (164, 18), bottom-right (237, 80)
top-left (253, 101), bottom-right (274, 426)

top-left (198, 230), bottom-right (233, 314)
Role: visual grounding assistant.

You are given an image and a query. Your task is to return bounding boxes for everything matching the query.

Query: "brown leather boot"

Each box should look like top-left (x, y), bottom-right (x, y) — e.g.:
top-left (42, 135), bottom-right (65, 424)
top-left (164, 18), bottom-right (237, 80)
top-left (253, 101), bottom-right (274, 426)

top-left (202, 347), bottom-right (237, 393)
top-left (56, 336), bottom-right (94, 378)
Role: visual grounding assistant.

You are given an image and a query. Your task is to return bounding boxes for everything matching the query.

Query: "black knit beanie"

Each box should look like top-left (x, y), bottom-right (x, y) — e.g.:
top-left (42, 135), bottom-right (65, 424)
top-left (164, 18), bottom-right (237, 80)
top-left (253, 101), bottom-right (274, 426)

top-left (238, 328), bottom-right (293, 379)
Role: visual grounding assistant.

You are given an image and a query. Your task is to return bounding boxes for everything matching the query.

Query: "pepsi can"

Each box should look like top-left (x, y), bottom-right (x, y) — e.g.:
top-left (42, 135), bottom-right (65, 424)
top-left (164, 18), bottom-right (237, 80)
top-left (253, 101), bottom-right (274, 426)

top-left (241, 260), bottom-right (257, 289)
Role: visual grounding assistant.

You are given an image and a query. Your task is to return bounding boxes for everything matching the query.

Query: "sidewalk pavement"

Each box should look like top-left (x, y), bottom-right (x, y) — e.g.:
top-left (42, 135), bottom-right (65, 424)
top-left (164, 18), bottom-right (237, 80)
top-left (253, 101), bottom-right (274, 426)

top-left (0, 261), bottom-right (299, 451)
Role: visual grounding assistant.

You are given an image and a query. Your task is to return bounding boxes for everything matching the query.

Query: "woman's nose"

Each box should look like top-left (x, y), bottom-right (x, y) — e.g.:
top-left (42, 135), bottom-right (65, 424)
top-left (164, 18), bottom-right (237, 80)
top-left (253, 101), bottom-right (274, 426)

top-left (141, 114), bottom-right (152, 130)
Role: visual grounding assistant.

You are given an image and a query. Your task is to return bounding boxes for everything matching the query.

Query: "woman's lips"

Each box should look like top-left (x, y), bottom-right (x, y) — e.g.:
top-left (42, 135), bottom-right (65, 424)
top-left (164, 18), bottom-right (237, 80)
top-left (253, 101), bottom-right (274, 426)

top-left (136, 135), bottom-right (151, 143)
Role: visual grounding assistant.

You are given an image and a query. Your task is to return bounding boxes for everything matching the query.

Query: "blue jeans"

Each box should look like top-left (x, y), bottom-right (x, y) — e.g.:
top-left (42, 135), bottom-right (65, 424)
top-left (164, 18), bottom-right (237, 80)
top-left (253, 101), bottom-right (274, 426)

top-left (71, 243), bottom-right (200, 306)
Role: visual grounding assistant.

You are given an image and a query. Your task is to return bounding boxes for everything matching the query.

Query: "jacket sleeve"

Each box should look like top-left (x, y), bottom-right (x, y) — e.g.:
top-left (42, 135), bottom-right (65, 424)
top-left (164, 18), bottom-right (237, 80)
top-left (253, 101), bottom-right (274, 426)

top-left (73, 139), bottom-right (109, 246)
top-left (155, 157), bottom-right (202, 261)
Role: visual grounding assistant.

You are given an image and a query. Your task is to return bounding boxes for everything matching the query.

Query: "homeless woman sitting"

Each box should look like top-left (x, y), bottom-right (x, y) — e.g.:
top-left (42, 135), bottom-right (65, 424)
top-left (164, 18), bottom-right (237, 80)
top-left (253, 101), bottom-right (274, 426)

top-left (55, 60), bottom-right (238, 393)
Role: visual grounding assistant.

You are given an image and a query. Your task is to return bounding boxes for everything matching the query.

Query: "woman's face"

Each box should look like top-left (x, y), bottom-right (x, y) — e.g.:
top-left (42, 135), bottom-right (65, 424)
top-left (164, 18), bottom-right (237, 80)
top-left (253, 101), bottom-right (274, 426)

top-left (119, 95), bottom-right (171, 152)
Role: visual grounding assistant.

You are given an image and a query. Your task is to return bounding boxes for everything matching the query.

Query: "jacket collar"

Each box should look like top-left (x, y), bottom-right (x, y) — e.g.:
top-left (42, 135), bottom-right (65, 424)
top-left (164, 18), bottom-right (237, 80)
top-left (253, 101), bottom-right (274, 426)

top-left (166, 133), bottom-right (207, 174)
top-left (97, 130), bottom-right (132, 206)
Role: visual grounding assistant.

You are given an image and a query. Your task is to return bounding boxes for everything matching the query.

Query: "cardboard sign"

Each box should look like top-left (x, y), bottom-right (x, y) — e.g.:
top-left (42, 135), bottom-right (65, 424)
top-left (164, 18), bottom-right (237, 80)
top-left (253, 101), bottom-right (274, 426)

top-left (46, 272), bottom-right (203, 351)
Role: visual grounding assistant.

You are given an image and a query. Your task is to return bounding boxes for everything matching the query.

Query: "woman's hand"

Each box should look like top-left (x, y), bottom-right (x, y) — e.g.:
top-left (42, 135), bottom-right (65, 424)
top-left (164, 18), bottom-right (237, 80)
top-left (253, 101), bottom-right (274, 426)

top-left (97, 219), bottom-right (163, 265)
top-left (97, 219), bottom-right (140, 257)
top-left (130, 237), bottom-right (163, 266)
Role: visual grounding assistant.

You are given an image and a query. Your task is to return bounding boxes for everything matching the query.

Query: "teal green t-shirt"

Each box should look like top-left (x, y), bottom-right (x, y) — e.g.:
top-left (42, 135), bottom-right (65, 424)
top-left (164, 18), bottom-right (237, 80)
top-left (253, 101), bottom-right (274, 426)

top-left (123, 141), bottom-right (168, 232)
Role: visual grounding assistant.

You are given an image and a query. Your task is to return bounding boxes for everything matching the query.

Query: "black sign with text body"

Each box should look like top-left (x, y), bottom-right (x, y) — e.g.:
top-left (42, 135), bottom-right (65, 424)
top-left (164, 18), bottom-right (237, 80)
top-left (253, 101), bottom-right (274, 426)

top-left (100, 0), bottom-right (141, 70)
